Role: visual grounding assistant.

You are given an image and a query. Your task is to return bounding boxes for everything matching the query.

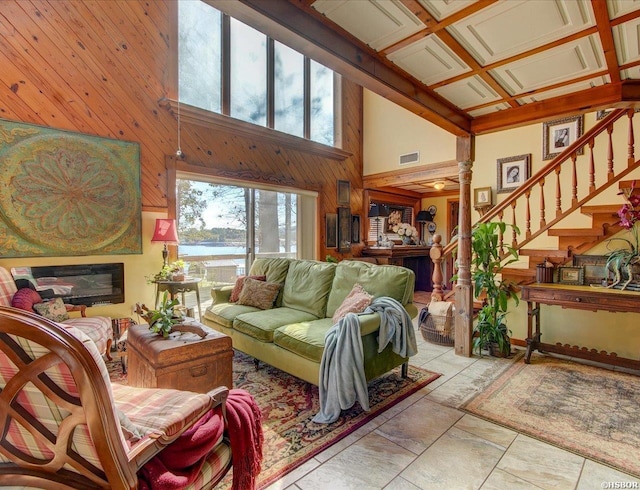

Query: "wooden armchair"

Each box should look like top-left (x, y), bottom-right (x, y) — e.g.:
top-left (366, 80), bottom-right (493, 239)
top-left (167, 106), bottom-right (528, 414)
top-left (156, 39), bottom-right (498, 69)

top-left (0, 306), bottom-right (233, 489)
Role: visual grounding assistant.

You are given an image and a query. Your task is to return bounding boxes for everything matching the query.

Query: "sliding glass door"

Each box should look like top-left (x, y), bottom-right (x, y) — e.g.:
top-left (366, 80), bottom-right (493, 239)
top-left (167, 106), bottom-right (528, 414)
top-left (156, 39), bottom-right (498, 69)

top-left (176, 178), bottom-right (298, 294)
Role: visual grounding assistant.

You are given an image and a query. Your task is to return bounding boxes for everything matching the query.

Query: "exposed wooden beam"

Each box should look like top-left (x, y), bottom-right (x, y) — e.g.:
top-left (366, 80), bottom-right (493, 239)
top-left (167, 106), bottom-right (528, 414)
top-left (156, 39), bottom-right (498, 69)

top-left (592, 0), bottom-right (621, 84)
top-left (471, 81), bottom-right (640, 134)
top-left (363, 160), bottom-right (458, 188)
top-left (207, 0), bottom-right (471, 136)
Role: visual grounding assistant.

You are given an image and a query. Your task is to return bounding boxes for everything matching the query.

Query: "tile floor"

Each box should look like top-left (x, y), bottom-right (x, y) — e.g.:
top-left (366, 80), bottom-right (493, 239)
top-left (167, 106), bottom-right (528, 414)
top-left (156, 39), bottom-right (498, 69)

top-left (261, 306), bottom-right (640, 490)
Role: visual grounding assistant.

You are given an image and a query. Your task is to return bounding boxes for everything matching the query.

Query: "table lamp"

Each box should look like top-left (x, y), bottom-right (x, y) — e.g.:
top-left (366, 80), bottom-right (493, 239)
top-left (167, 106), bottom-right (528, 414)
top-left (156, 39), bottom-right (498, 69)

top-left (151, 218), bottom-right (179, 267)
top-left (368, 203), bottom-right (389, 246)
top-left (416, 210), bottom-right (430, 244)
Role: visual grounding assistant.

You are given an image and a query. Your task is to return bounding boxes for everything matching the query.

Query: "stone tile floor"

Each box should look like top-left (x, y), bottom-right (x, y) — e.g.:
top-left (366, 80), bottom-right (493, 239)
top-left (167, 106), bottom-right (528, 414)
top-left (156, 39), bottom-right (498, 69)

top-left (193, 293), bottom-right (640, 489)
top-left (260, 306), bottom-right (640, 490)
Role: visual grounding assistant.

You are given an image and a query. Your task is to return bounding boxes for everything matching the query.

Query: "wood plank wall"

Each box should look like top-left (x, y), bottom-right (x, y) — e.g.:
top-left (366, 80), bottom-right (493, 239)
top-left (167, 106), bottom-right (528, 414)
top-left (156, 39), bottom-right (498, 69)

top-left (0, 0), bottom-right (365, 260)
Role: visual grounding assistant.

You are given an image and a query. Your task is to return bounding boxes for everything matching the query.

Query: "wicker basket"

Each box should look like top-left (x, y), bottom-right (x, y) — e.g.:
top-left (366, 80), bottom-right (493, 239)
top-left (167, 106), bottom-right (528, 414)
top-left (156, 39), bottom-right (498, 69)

top-left (419, 305), bottom-right (455, 346)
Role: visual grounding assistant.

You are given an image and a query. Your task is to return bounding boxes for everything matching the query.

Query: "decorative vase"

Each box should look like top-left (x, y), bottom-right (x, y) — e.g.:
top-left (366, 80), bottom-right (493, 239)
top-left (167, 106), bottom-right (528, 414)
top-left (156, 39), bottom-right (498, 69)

top-left (402, 236), bottom-right (412, 245)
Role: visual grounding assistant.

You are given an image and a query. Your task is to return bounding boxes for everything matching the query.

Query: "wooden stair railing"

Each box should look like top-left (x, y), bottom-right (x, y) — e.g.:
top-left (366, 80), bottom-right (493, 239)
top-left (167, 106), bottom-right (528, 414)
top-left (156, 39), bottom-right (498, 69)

top-left (431, 108), bottom-right (640, 297)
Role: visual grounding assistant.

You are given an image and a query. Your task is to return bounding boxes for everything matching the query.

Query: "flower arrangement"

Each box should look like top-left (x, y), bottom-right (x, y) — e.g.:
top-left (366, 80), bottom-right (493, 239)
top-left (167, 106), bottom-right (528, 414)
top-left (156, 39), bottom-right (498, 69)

top-left (393, 222), bottom-right (419, 244)
top-left (605, 180), bottom-right (640, 289)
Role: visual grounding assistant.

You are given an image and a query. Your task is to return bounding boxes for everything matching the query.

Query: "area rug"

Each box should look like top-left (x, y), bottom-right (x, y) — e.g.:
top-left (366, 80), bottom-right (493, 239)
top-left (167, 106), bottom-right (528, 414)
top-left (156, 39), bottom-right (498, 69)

top-left (461, 354), bottom-right (640, 478)
top-left (107, 351), bottom-right (441, 489)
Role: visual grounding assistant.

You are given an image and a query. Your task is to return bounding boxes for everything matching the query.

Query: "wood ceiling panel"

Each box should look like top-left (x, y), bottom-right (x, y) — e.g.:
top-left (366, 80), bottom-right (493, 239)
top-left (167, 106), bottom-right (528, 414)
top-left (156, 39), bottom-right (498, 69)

top-left (490, 35), bottom-right (606, 96)
top-left (312, 0), bottom-right (424, 51)
top-left (467, 102), bottom-right (510, 117)
top-left (417, 0), bottom-right (478, 22)
top-left (447, 0), bottom-right (594, 66)
top-left (607, 0), bottom-right (640, 20)
top-left (515, 75), bottom-right (611, 104)
top-left (434, 74), bottom-right (500, 109)
top-left (612, 17), bottom-right (640, 65)
top-left (387, 34), bottom-right (470, 85)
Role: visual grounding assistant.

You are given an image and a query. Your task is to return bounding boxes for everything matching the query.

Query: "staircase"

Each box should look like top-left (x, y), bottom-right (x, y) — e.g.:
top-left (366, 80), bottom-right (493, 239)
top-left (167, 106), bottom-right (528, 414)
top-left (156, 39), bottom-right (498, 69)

top-left (501, 203), bottom-right (624, 284)
top-left (433, 108), bottom-right (640, 296)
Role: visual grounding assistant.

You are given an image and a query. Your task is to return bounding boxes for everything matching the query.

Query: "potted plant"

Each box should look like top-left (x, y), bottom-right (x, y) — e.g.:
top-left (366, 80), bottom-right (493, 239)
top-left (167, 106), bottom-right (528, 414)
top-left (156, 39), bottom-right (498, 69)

top-left (469, 221), bottom-right (520, 357)
top-left (605, 181), bottom-right (640, 290)
top-left (135, 291), bottom-right (183, 337)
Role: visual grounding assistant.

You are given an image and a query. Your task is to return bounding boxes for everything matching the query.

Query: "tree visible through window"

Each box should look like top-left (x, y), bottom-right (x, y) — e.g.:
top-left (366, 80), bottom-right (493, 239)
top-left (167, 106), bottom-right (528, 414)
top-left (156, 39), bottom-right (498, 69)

top-left (178, 1), bottom-right (336, 146)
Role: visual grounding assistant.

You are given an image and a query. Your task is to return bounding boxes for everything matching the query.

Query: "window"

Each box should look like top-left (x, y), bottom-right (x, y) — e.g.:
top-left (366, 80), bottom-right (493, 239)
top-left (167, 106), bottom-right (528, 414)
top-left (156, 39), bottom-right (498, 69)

top-left (178, 1), bottom-right (337, 146)
top-left (176, 178), bottom-right (299, 292)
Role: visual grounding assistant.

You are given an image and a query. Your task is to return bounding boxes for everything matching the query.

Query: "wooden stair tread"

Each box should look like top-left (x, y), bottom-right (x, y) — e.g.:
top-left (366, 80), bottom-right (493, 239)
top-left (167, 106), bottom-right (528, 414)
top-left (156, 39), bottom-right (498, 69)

top-left (501, 267), bottom-right (536, 276)
top-left (547, 228), bottom-right (603, 237)
top-left (519, 249), bottom-right (570, 258)
top-left (581, 204), bottom-right (620, 215)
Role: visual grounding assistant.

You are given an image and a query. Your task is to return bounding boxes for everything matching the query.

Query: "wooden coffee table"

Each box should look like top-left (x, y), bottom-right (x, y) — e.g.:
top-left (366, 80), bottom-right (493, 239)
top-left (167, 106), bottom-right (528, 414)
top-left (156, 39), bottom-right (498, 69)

top-left (126, 322), bottom-right (233, 393)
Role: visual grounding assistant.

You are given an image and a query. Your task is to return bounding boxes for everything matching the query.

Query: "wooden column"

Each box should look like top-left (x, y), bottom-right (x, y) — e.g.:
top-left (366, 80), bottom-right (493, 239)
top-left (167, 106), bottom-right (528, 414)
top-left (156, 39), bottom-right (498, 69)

top-left (429, 234), bottom-right (443, 301)
top-left (455, 135), bottom-right (474, 357)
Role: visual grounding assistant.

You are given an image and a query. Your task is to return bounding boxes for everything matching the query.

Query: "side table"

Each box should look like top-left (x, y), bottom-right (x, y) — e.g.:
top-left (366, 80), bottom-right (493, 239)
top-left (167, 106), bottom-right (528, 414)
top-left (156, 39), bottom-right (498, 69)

top-left (126, 323), bottom-right (233, 393)
top-left (154, 278), bottom-right (202, 320)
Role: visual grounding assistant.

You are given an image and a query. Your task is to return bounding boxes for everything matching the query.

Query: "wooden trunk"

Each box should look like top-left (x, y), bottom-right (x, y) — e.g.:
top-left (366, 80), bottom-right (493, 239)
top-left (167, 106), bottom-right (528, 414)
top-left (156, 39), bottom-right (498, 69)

top-left (127, 323), bottom-right (233, 393)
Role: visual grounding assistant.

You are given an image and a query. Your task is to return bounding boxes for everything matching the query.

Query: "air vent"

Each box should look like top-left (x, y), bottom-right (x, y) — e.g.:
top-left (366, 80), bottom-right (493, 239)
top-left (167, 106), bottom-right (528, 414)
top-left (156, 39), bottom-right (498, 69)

top-left (399, 151), bottom-right (420, 165)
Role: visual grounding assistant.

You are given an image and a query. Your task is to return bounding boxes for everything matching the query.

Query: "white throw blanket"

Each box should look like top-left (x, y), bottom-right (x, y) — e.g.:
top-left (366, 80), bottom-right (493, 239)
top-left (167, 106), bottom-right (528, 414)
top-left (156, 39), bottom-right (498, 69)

top-left (312, 296), bottom-right (418, 424)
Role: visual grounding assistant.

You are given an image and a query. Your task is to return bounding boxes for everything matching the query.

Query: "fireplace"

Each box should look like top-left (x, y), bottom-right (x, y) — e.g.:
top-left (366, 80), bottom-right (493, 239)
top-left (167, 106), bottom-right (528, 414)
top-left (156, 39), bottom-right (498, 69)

top-left (11, 263), bottom-right (125, 307)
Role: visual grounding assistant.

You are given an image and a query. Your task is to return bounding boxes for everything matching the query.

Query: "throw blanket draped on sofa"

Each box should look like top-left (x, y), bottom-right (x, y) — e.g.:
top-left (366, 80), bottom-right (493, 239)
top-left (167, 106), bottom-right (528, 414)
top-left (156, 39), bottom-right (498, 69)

top-left (313, 296), bottom-right (418, 424)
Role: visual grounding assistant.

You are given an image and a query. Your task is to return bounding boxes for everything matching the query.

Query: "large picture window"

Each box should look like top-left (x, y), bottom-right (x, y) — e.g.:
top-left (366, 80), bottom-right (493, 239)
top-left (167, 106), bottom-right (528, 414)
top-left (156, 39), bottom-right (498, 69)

top-left (178, 1), bottom-right (337, 146)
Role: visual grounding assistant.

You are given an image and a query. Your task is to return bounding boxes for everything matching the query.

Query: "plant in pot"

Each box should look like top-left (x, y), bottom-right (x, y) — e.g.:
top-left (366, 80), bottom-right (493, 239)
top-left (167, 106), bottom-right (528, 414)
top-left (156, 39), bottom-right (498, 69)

top-left (470, 221), bottom-right (520, 357)
top-left (135, 291), bottom-right (208, 338)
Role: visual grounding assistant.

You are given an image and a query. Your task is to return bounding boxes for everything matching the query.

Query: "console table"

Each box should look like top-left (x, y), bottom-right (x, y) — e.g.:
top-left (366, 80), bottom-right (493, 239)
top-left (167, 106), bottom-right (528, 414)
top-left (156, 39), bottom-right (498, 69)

top-left (521, 283), bottom-right (640, 370)
top-left (362, 246), bottom-right (431, 291)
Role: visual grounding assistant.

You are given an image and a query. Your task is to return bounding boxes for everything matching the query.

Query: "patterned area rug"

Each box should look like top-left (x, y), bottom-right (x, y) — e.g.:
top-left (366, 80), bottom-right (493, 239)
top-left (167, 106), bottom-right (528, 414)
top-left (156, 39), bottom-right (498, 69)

top-left (461, 354), bottom-right (640, 478)
top-left (107, 350), bottom-right (441, 489)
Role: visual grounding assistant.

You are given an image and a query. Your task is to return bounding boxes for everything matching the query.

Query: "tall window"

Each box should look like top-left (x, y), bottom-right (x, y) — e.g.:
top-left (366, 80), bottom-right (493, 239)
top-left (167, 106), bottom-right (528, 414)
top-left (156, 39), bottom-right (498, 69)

top-left (178, 1), bottom-right (337, 146)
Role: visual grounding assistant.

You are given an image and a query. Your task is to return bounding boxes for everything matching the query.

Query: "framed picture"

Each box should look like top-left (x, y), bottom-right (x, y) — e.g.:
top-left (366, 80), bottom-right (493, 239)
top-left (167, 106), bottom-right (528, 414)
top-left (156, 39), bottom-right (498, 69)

top-left (474, 187), bottom-right (492, 206)
top-left (325, 213), bottom-right (337, 248)
top-left (557, 266), bottom-right (585, 285)
top-left (497, 154), bottom-right (531, 193)
top-left (386, 205), bottom-right (410, 233)
top-left (337, 207), bottom-right (352, 252)
top-left (573, 255), bottom-right (608, 285)
top-left (337, 180), bottom-right (350, 205)
top-left (542, 115), bottom-right (584, 160)
top-left (351, 215), bottom-right (361, 243)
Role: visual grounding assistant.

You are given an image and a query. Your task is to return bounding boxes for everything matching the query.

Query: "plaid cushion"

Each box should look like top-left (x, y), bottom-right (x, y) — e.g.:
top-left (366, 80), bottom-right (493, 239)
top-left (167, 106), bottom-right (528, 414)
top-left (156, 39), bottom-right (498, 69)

top-left (0, 266), bottom-right (17, 307)
top-left (184, 440), bottom-right (232, 490)
top-left (111, 384), bottom-right (214, 444)
top-left (62, 315), bottom-right (113, 355)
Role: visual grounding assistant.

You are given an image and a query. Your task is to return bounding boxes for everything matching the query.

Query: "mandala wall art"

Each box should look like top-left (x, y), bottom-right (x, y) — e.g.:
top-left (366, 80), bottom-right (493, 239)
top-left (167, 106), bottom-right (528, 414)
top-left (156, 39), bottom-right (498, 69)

top-left (0, 119), bottom-right (142, 257)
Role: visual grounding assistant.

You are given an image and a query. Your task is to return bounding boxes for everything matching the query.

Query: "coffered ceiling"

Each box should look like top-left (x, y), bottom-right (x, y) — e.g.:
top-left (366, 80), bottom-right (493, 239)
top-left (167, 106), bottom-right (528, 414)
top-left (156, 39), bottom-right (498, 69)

top-left (221, 0), bottom-right (640, 137)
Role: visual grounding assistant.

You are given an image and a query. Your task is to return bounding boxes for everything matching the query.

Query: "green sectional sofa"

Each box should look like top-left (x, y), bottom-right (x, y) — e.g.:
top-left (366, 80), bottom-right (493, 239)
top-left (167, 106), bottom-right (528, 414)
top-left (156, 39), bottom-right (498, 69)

top-left (202, 258), bottom-right (418, 386)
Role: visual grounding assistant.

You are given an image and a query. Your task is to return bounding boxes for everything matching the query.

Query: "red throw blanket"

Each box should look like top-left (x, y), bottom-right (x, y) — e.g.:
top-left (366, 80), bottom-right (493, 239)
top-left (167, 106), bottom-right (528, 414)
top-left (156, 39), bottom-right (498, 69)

top-left (138, 388), bottom-right (263, 490)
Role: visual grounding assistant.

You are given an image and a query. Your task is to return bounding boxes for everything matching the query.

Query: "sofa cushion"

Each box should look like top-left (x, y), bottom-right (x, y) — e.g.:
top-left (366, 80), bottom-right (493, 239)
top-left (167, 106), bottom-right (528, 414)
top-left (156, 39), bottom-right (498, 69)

top-left (332, 283), bottom-right (373, 323)
top-left (281, 260), bottom-right (336, 318)
top-left (237, 278), bottom-right (281, 310)
top-left (273, 318), bottom-right (334, 363)
top-left (205, 302), bottom-right (260, 329)
top-left (326, 261), bottom-right (415, 318)
top-left (233, 307), bottom-right (319, 343)
top-left (248, 258), bottom-right (292, 306)
top-left (229, 275), bottom-right (266, 303)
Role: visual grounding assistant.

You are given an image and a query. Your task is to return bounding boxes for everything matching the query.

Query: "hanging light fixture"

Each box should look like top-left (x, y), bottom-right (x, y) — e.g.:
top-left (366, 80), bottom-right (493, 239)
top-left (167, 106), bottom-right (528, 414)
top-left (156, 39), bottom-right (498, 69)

top-left (433, 181), bottom-right (446, 190)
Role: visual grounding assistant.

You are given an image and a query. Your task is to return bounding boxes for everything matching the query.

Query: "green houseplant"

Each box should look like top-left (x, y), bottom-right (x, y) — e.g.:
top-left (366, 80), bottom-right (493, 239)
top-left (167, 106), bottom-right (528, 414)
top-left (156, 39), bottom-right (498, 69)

top-left (135, 291), bottom-right (183, 337)
top-left (470, 221), bottom-right (520, 357)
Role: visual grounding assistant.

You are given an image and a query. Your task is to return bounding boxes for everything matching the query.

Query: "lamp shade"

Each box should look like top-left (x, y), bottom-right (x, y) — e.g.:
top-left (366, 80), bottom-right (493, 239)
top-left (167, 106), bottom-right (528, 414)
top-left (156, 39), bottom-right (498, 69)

top-left (416, 211), bottom-right (429, 222)
top-left (368, 204), bottom-right (381, 218)
top-left (151, 219), bottom-right (179, 244)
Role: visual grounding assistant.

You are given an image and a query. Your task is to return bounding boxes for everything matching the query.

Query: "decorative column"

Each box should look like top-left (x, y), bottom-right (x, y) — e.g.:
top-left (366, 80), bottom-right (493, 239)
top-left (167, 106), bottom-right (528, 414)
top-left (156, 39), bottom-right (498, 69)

top-left (429, 234), bottom-right (444, 301)
top-left (455, 136), bottom-right (474, 357)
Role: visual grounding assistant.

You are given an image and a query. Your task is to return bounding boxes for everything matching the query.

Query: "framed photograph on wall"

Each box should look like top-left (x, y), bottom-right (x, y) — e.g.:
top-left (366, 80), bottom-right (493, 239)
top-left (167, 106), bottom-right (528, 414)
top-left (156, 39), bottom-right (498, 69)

top-left (474, 187), bottom-right (492, 206)
top-left (497, 154), bottom-right (531, 193)
top-left (337, 180), bottom-right (350, 205)
top-left (325, 213), bottom-right (337, 248)
top-left (337, 207), bottom-right (351, 252)
top-left (542, 115), bottom-right (584, 160)
top-left (351, 215), bottom-right (361, 243)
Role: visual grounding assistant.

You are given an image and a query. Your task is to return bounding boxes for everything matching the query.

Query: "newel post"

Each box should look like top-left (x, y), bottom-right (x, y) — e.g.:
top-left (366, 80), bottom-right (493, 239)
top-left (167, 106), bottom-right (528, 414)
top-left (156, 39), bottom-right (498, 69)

top-left (429, 234), bottom-right (444, 301)
top-left (455, 135), bottom-right (474, 357)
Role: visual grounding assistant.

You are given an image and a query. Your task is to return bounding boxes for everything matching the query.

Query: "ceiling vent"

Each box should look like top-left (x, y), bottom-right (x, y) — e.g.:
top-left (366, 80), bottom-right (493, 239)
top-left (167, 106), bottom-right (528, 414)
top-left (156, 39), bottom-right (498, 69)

top-left (399, 151), bottom-right (419, 165)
